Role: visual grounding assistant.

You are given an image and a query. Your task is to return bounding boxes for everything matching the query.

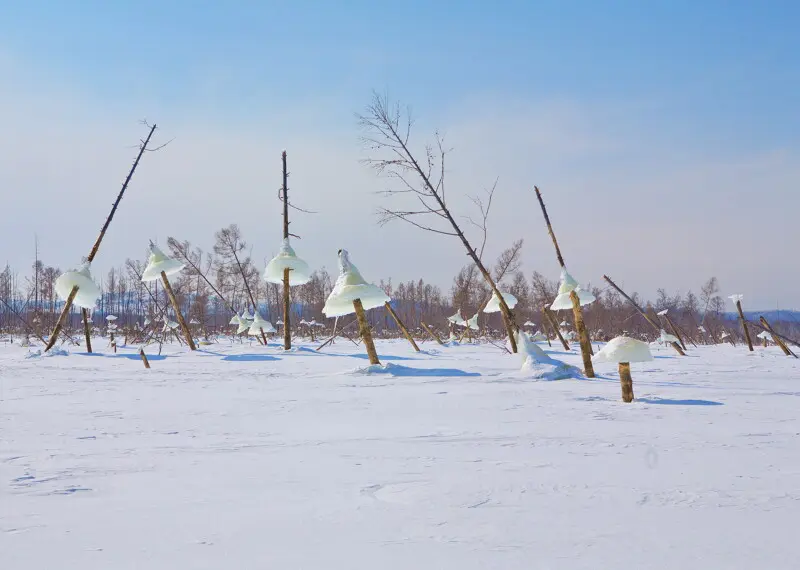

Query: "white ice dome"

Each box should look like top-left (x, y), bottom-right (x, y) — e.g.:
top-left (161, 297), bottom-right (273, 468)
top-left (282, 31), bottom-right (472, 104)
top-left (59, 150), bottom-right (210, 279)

top-left (465, 313), bottom-right (479, 331)
top-left (592, 336), bottom-right (653, 364)
top-left (447, 311), bottom-right (466, 326)
top-left (55, 262), bottom-right (102, 309)
top-left (229, 314), bottom-right (240, 325)
top-left (483, 291), bottom-right (518, 313)
top-left (241, 307), bottom-right (254, 321)
top-left (248, 312), bottom-right (276, 335)
top-left (141, 243), bottom-right (185, 282)
top-left (757, 331), bottom-right (771, 340)
top-left (530, 331), bottom-right (547, 342)
top-left (550, 267), bottom-right (595, 311)
top-left (658, 329), bottom-right (678, 344)
top-left (264, 238), bottom-right (312, 286)
top-left (236, 316), bottom-right (250, 335)
top-left (523, 321), bottom-right (536, 328)
top-left (322, 249), bottom-right (390, 318)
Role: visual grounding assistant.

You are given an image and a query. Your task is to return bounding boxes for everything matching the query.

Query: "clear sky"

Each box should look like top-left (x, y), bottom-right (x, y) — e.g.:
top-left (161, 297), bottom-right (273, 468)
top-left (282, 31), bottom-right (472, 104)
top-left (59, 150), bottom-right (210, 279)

top-left (1, 1), bottom-right (798, 309)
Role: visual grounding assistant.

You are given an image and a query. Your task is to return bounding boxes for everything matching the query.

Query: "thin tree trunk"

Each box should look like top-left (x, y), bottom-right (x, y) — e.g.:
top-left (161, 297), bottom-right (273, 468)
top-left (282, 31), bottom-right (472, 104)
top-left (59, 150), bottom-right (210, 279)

top-left (283, 268), bottom-right (291, 350)
top-left (570, 290), bottom-right (595, 377)
top-left (760, 316), bottom-right (796, 357)
top-left (619, 362), bottom-right (634, 403)
top-left (421, 321), bottom-right (444, 345)
top-left (603, 275), bottom-right (686, 356)
top-left (385, 302), bottom-right (420, 352)
top-left (161, 272), bottom-right (196, 350)
top-left (543, 306), bottom-right (570, 351)
top-left (734, 299), bottom-right (754, 351)
top-left (82, 308), bottom-right (92, 353)
top-left (139, 348), bottom-right (150, 369)
top-left (353, 298), bottom-right (380, 365)
top-left (664, 314), bottom-right (688, 351)
top-left (45, 286), bottom-right (78, 351)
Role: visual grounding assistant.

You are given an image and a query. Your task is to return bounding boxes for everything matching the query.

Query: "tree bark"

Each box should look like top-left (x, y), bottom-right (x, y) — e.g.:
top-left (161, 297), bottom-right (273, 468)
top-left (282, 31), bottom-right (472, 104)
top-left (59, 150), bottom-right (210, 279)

top-left (139, 348), bottom-right (151, 369)
top-left (44, 285), bottom-right (78, 351)
top-left (664, 314), bottom-right (688, 350)
top-left (353, 298), bottom-right (380, 365)
top-left (82, 308), bottom-right (92, 353)
top-left (385, 301), bottom-right (420, 352)
top-left (421, 321), bottom-right (444, 345)
top-left (619, 362), bottom-right (634, 403)
top-left (283, 268), bottom-right (291, 350)
top-left (760, 316), bottom-right (796, 357)
top-left (161, 272), bottom-right (196, 351)
top-left (734, 299), bottom-right (754, 351)
top-left (570, 290), bottom-right (595, 377)
top-left (543, 306), bottom-right (570, 351)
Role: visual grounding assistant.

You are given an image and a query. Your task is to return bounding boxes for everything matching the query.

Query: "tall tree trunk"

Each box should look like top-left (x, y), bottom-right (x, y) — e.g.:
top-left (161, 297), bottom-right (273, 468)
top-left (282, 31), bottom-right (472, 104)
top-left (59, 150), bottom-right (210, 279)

top-left (543, 306), bottom-right (570, 351)
top-left (570, 290), bottom-right (595, 377)
top-left (161, 272), bottom-right (196, 350)
top-left (82, 308), bottom-right (92, 353)
top-left (734, 299), bottom-right (753, 351)
top-left (353, 298), bottom-right (380, 365)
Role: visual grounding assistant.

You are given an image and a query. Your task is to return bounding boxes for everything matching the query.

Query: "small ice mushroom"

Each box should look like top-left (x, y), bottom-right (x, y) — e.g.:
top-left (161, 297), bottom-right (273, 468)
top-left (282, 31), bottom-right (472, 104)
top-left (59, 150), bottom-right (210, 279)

top-left (235, 316), bottom-right (250, 335)
top-left (141, 243), bottom-right (185, 282)
top-left (144, 317), bottom-right (152, 326)
top-left (657, 309), bottom-right (668, 316)
top-left (757, 330), bottom-right (770, 347)
top-left (659, 329), bottom-right (678, 345)
top-left (465, 313), bottom-right (479, 331)
top-left (447, 311), bottom-right (466, 327)
top-left (550, 268), bottom-right (595, 311)
top-left (592, 336), bottom-right (653, 403)
top-left (55, 262), bottom-right (102, 309)
top-left (249, 313), bottom-right (276, 336)
top-left (530, 331), bottom-right (547, 342)
top-left (483, 291), bottom-right (518, 313)
top-left (264, 238), bottom-right (312, 286)
top-left (322, 249), bottom-right (389, 365)
top-left (523, 321), bottom-right (536, 328)
top-left (229, 314), bottom-right (240, 326)
top-left (106, 315), bottom-right (118, 322)
top-left (241, 307), bottom-right (254, 322)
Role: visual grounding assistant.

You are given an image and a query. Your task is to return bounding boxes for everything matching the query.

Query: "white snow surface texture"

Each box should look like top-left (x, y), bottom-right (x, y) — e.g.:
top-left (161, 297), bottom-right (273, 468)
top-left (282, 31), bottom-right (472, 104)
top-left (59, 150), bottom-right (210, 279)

top-left (2, 338), bottom-right (800, 569)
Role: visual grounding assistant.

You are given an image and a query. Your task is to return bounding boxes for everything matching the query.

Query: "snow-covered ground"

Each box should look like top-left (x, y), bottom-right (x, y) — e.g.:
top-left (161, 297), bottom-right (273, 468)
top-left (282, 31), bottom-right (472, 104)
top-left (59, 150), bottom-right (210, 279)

top-left (2, 338), bottom-right (799, 569)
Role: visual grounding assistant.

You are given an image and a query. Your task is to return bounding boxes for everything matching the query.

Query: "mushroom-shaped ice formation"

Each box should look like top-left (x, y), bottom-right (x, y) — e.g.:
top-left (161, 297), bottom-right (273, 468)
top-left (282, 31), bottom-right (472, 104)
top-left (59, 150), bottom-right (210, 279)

top-left (516, 330), bottom-right (579, 379)
top-left (523, 321), bottom-right (536, 328)
top-left (728, 294), bottom-right (743, 304)
top-left (241, 307), bottom-right (254, 322)
top-left (530, 331), bottom-right (548, 342)
top-left (465, 313), bottom-right (479, 331)
top-left (592, 336), bottom-right (653, 403)
top-left (248, 313), bottom-right (276, 336)
top-left (483, 291), bottom-right (518, 313)
top-left (264, 238), bottom-right (312, 286)
top-left (235, 316), bottom-right (250, 335)
top-left (757, 330), bottom-right (771, 346)
top-left (228, 314), bottom-right (240, 326)
top-left (299, 318), bottom-right (309, 326)
top-left (309, 319), bottom-right (324, 327)
top-left (144, 317), bottom-right (152, 326)
top-left (720, 331), bottom-right (730, 339)
top-left (447, 311), bottom-right (466, 327)
top-left (168, 320), bottom-right (179, 330)
top-left (276, 319), bottom-right (284, 326)
top-left (560, 320), bottom-right (569, 328)
top-left (55, 262), bottom-right (102, 309)
top-left (550, 268), bottom-right (595, 311)
top-left (189, 318), bottom-right (200, 325)
top-left (658, 329), bottom-right (678, 345)
top-left (106, 315), bottom-right (118, 322)
top-left (657, 309), bottom-right (668, 316)
top-left (322, 250), bottom-right (390, 318)
top-left (141, 243), bottom-right (185, 282)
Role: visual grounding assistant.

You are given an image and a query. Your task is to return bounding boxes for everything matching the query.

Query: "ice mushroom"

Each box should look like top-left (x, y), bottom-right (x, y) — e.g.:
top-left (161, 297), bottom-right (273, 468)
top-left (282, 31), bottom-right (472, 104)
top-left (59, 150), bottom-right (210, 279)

top-left (322, 249), bottom-right (389, 365)
top-left (465, 313), bottom-right (479, 331)
top-left (483, 291), bottom-right (518, 313)
top-left (523, 321), bottom-right (536, 328)
top-left (447, 311), bottom-right (466, 327)
top-left (757, 330), bottom-right (770, 347)
top-left (550, 268), bottom-right (595, 311)
top-left (658, 329), bottom-right (678, 345)
top-left (592, 336), bottom-right (653, 403)
top-left (516, 330), bottom-right (579, 379)
top-left (141, 243), bottom-right (185, 282)
top-left (249, 313), bottom-right (276, 336)
top-left (264, 238), bottom-right (312, 286)
top-left (55, 262), bottom-right (102, 309)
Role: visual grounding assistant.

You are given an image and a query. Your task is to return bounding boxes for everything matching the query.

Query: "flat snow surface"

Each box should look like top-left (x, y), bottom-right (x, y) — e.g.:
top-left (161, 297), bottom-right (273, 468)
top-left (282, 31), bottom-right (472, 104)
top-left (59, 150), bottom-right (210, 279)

top-left (2, 339), bottom-right (799, 569)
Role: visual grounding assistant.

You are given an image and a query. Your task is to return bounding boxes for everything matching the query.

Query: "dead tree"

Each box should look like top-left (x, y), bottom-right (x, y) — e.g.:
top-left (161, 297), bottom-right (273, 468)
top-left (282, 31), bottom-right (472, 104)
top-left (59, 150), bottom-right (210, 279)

top-left (358, 92), bottom-right (518, 352)
top-left (731, 296), bottom-right (754, 351)
top-left (603, 275), bottom-right (686, 356)
top-left (533, 186), bottom-right (594, 377)
top-left (758, 316), bottom-right (797, 358)
top-left (45, 123), bottom-right (158, 352)
top-left (384, 301), bottom-right (420, 351)
top-left (281, 151), bottom-right (292, 350)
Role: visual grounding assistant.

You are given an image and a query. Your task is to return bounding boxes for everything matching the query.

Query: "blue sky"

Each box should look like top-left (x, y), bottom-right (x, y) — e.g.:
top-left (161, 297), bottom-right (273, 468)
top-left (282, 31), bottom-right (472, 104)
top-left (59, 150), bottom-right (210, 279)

top-left (1, 1), bottom-right (798, 308)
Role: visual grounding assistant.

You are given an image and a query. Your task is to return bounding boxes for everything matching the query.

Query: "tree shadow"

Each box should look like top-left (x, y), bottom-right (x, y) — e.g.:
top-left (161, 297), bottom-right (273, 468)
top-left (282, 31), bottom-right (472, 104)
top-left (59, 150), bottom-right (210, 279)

top-left (637, 397), bottom-right (723, 406)
top-left (355, 363), bottom-right (480, 377)
top-left (222, 354), bottom-right (280, 362)
top-left (112, 353), bottom-right (169, 361)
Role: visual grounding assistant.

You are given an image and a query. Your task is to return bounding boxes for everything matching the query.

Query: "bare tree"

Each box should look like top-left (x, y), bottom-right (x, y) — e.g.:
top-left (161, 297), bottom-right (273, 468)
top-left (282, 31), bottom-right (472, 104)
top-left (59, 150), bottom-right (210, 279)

top-left (358, 92), bottom-right (519, 351)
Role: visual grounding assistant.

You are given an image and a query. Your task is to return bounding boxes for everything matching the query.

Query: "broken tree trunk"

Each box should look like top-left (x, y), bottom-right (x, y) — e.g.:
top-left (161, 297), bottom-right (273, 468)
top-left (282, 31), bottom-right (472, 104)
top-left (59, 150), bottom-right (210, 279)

top-left (543, 306), bottom-right (570, 351)
top-left (619, 362), bottom-right (634, 403)
top-left (602, 275), bottom-right (686, 356)
top-left (734, 299), bottom-right (754, 351)
top-left (45, 123), bottom-right (158, 352)
top-left (384, 302), bottom-right (420, 352)
top-left (353, 298), bottom-right (380, 365)
top-left (570, 290), bottom-right (595, 377)
top-left (533, 186), bottom-right (594, 376)
top-left (760, 316), bottom-right (796, 358)
top-left (82, 308), bottom-right (92, 353)
top-left (139, 348), bottom-right (151, 369)
top-left (160, 271), bottom-right (196, 351)
top-left (421, 321), bottom-right (444, 345)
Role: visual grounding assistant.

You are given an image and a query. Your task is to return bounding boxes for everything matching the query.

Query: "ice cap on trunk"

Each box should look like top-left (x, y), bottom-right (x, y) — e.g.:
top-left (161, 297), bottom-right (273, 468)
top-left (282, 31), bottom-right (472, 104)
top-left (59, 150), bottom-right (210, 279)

top-left (757, 331), bottom-right (770, 340)
top-left (106, 315), bottom-right (118, 321)
top-left (659, 329), bottom-right (678, 344)
top-left (729, 294), bottom-right (743, 303)
top-left (264, 238), bottom-right (312, 286)
top-left (483, 291), bottom-right (518, 313)
top-left (657, 309), bottom-right (668, 316)
top-left (466, 313), bottom-right (479, 331)
top-left (322, 249), bottom-right (390, 318)
top-left (550, 267), bottom-right (595, 311)
top-left (523, 321), bottom-right (536, 328)
top-left (447, 311), bottom-right (466, 326)
top-left (241, 307), bottom-right (254, 321)
top-left (141, 243), bottom-right (185, 282)
top-left (228, 314), bottom-right (240, 325)
top-left (592, 336), bottom-right (653, 364)
top-left (235, 317), bottom-right (250, 335)
top-left (249, 313), bottom-right (276, 335)
top-left (55, 261), bottom-right (102, 309)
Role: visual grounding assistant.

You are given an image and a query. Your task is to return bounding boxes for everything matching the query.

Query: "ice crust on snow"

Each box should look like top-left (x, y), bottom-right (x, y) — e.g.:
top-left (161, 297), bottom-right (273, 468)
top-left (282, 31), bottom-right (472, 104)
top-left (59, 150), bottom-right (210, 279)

top-left (593, 336), bottom-right (653, 364)
top-left (55, 262), bottom-right (102, 309)
top-left (322, 250), bottom-right (390, 318)
top-left (483, 291), bottom-right (518, 313)
top-left (141, 244), bottom-right (185, 282)
top-left (264, 238), bottom-right (312, 286)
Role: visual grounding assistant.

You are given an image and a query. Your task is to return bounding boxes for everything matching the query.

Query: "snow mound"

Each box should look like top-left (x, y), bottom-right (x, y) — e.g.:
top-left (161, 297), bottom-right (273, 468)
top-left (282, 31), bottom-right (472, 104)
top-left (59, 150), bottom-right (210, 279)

top-left (350, 362), bottom-right (479, 378)
top-left (26, 348), bottom-right (69, 359)
top-left (517, 331), bottom-right (580, 380)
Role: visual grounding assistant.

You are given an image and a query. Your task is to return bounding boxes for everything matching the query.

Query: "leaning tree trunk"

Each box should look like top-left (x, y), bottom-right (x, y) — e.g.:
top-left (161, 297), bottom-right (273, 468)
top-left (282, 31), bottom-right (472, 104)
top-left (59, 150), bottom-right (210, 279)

top-left (543, 306), bottom-right (570, 351)
top-left (734, 299), bottom-right (754, 351)
top-left (46, 123), bottom-right (158, 352)
top-left (570, 290), bottom-right (595, 377)
top-left (160, 271), bottom-right (196, 351)
top-left (619, 362), bottom-right (634, 403)
top-left (420, 321), bottom-right (444, 345)
top-left (353, 299), bottom-right (380, 365)
top-left (664, 314), bottom-right (688, 351)
top-left (384, 302), bottom-right (420, 352)
top-left (760, 316), bottom-right (796, 357)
